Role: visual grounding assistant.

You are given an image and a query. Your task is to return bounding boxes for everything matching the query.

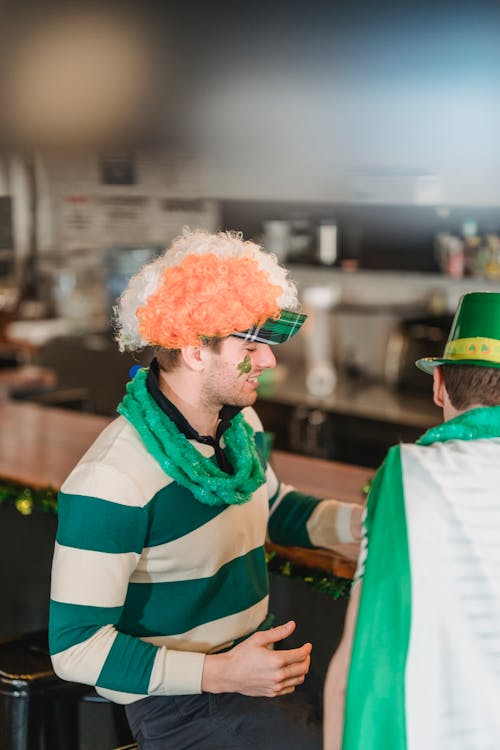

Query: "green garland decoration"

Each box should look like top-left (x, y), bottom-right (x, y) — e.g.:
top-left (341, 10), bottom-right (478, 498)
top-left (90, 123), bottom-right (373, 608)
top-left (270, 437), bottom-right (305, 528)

top-left (0, 478), bottom-right (356, 599)
top-left (0, 480), bottom-right (58, 516)
top-left (266, 549), bottom-right (352, 600)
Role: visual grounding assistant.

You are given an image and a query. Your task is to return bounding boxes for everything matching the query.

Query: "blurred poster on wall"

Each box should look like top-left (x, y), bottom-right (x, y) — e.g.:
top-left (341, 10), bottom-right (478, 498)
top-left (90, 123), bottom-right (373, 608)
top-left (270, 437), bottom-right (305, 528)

top-left (59, 195), bottom-right (99, 251)
top-left (97, 196), bottom-right (150, 244)
top-left (59, 194), bottom-right (152, 249)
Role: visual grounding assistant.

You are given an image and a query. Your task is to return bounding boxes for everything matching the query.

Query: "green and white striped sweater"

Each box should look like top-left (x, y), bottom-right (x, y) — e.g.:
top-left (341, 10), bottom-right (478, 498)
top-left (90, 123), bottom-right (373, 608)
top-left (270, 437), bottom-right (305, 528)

top-left (344, 407), bottom-right (500, 750)
top-left (49, 406), bottom-right (353, 704)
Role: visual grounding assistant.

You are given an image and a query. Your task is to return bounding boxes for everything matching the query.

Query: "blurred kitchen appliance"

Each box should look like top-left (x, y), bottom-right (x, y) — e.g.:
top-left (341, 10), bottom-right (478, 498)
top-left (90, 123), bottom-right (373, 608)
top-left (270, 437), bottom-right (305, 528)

top-left (302, 285), bottom-right (340, 397)
top-left (334, 306), bottom-right (403, 381)
top-left (384, 314), bottom-right (453, 391)
top-left (51, 249), bottom-right (108, 330)
top-left (289, 406), bottom-right (335, 459)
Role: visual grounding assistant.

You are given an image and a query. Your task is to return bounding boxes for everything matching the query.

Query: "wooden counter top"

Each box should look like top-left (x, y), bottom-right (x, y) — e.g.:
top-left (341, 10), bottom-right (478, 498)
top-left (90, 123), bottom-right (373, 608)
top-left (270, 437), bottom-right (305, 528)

top-left (0, 399), bottom-right (373, 578)
top-left (0, 399), bottom-right (110, 489)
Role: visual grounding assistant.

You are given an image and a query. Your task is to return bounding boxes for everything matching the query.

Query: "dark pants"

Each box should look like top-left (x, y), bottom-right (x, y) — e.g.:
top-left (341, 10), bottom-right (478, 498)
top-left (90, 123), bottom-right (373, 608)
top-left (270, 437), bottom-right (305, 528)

top-left (125, 684), bottom-right (322, 750)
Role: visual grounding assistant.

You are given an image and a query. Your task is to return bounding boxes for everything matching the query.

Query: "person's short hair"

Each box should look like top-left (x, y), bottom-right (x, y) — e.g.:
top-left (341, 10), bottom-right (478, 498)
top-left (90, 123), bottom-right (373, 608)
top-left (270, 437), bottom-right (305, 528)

top-left (155, 337), bottom-right (223, 373)
top-left (442, 364), bottom-right (500, 410)
top-left (155, 348), bottom-right (181, 373)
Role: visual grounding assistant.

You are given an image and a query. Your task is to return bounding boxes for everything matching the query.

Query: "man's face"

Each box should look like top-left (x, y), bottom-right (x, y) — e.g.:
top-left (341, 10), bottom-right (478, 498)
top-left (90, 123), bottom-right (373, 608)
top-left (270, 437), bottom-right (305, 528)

top-left (201, 337), bottom-right (276, 410)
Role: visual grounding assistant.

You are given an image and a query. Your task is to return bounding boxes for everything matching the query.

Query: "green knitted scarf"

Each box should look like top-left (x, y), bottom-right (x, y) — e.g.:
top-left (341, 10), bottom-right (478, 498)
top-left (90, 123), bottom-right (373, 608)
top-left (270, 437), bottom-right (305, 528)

top-left (117, 368), bottom-right (266, 506)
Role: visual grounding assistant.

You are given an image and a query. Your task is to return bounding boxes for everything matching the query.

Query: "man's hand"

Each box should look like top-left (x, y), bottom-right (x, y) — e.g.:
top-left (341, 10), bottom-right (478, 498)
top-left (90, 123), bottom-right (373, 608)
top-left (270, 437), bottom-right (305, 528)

top-left (201, 620), bottom-right (311, 697)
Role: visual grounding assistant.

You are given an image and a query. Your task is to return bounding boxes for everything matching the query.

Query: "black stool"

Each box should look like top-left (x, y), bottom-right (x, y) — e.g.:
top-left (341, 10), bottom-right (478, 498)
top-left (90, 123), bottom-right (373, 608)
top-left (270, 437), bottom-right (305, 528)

top-left (0, 630), bottom-right (74, 750)
top-left (0, 631), bottom-right (133, 750)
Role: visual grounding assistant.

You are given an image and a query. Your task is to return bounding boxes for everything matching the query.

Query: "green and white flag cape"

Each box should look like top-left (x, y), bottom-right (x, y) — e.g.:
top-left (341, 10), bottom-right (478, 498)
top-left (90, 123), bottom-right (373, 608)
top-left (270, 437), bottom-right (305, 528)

top-left (343, 406), bottom-right (500, 750)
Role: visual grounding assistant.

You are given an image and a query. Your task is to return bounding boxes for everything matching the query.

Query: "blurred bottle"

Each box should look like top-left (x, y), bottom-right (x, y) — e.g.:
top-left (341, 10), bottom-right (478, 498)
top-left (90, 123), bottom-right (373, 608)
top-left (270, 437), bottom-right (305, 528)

top-left (262, 220), bottom-right (291, 263)
top-left (461, 219), bottom-right (482, 276)
top-left (435, 232), bottom-right (464, 279)
top-left (317, 221), bottom-right (338, 265)
top-left (476, 234), bottom-right (500, 280)
top-left (288, 215), bottom-right (312, 262)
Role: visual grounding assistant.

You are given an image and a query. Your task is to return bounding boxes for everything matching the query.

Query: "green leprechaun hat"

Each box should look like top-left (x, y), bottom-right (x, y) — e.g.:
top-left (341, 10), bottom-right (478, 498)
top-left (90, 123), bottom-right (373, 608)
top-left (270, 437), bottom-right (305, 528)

top-left (416, 291), bottom-right (500, 374)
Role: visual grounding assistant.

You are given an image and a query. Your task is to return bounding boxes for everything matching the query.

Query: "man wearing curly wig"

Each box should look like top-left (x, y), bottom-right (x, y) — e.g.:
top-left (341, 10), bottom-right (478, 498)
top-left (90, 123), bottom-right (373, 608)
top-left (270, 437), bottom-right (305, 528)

top-left (49, 229), bottom-right (362, 750)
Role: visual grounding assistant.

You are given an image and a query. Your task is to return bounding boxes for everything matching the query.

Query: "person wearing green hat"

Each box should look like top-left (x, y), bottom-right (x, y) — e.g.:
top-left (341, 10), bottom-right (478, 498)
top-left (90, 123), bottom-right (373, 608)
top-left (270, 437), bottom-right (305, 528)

top-left (49, 229), bottom-right (363, 750)
top-left (324, 291), bottom-right (500, 750)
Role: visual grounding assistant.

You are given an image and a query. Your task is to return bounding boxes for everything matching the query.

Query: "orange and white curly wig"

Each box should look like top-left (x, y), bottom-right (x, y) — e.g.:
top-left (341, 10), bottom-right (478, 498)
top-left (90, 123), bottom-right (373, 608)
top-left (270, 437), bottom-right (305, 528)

top-left (114, 229), bottom-right (299, 351)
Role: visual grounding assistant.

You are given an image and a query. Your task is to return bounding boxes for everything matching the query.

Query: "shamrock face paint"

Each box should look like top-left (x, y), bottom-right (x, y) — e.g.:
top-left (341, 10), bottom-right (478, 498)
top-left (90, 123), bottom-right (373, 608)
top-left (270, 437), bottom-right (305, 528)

top-left (237, 355), bottom-right (252, 376)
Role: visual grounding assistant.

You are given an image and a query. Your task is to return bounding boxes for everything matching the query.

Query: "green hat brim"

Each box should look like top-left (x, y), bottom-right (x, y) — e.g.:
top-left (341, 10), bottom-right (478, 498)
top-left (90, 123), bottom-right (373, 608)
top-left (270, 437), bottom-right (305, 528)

top-left (416, 357), bottom-right (500, 375)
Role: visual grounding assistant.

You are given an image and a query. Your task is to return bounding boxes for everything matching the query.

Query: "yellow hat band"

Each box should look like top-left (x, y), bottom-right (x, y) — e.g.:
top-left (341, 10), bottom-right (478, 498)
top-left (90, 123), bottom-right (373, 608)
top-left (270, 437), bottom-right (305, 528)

top-left (444, 336), bottom-right (500, 364)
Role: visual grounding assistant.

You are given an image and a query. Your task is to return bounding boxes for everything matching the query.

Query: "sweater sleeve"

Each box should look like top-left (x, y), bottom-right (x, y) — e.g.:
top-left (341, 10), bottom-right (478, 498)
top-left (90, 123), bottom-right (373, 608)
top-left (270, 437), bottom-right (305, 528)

top-left (244, 405), bottom-right (359, 548)
top-left (266, 463), bottom-right (358, 547)
top-left (49, 462), bottom-right (205, 702)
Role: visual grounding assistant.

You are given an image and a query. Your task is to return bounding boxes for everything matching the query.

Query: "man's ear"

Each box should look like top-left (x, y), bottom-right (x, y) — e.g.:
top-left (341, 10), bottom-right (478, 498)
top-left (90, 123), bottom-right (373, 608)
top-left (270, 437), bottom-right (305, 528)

top-left (181, 345), bottom-right (205, 372)
top-left (432, 366), bottom-right (445, 407)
